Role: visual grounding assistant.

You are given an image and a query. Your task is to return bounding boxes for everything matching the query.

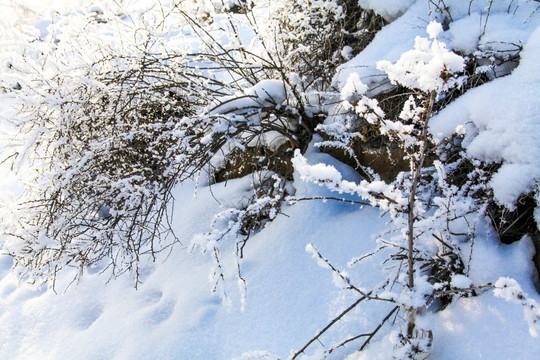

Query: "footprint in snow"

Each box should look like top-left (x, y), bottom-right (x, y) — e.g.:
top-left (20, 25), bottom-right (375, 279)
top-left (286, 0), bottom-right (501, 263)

top-left (76, 304), bottom-right (104, 330)
top-left (146, 299), bottom-right (176, 325)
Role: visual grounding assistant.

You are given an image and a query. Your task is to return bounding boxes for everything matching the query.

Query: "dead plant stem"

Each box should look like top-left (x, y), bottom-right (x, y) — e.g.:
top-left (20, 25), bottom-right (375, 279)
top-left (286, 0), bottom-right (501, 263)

top-left (407, 90), bottom-right (436, 337)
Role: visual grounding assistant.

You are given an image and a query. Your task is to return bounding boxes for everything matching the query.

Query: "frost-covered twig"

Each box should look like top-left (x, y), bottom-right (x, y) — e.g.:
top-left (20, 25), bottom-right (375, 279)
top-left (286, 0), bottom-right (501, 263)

top-left (306, 243), bottom-right (395, 302)
top-left (322, 305), bottom-right (400, 358)
top-left (287, 196), bottom-right (371, 206)
top-left (290, 294), bottom-right (372, 360)
top-left (493, 277), bottom-right (540, 337)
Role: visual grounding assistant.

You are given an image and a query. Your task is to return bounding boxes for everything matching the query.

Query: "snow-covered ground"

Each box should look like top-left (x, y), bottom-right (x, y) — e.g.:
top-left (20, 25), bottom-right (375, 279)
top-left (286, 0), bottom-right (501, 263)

top-left (1, 140), bottom-right (536, 360)
top-left (1, 1), bottom-right (539, 359)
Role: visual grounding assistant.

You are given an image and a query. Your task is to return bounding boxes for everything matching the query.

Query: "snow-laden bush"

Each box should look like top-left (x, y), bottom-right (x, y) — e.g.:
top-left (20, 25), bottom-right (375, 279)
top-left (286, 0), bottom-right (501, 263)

top-left (0, 0), bottom-right (373, 286)
top-left (0, 8), bottom-right (220, 283)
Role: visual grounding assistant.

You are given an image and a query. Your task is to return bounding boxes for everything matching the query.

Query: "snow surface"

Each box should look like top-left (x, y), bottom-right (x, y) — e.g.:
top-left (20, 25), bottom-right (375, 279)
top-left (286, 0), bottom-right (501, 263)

top-left (1, 0), bottom-right (540, 359)
top-left (0, 151), bottom-right (392, 359)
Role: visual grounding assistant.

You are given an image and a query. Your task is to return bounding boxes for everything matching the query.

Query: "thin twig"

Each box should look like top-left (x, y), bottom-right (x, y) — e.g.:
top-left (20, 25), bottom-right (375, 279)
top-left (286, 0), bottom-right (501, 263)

top-left (325, 305), bottom-right (399, 356)
top-left (433, 283), bottom-right (494, 297)
top-left (483, 0), bottom-right (494, 35)
top-left (360, 305), bottom-right (400, 351)
top-left (291, 295), bottom-right (370, 359)
top-left (289, 196), bottom-right (371, 206)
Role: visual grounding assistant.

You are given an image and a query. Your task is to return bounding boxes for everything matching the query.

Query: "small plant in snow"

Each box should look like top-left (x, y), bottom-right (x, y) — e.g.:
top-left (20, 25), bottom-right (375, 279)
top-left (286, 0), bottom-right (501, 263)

top-left (291, 21), bottom-right (500, 359)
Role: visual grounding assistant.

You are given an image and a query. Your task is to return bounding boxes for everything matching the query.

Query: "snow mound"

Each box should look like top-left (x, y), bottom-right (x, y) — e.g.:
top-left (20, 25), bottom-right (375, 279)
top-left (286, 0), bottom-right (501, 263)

top-left (431, 26), bottom-right (540, 208)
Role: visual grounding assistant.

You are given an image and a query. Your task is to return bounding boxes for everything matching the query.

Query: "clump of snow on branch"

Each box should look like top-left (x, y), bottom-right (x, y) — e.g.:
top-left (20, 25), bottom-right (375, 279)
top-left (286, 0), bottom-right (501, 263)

top-left (292, 149), bottom-right (407, 212)
top-left (357, 0), bottom-right (415, 21)
top-left (377, 21), bottom-right (465, 94)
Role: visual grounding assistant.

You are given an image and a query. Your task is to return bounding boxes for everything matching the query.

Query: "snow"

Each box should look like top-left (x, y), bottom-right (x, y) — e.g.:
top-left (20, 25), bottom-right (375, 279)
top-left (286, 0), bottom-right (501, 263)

top-left (431, 292), bottom-right (540, 359)
top-left (447, 13), bottom-right (483, 54)
top-left (210, 79), bottom-right (288, 117)
top-left (357, 0), bottom-right (415, 21)
top-left (450, 274), bottom-right (472, 289)
top-left (340, 45), bottom-right (353, 61)
top-left (0, 0), bottom-right (540, 359)
top-left (340, 73), bottom-right (368, 102)
top-left (431, 25), bottom-right (540, 208)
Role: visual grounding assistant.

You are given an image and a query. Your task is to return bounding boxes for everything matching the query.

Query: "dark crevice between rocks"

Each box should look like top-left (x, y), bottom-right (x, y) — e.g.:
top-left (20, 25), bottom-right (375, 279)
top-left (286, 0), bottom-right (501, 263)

top-left (487, 194), bottom-right (540, 285)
